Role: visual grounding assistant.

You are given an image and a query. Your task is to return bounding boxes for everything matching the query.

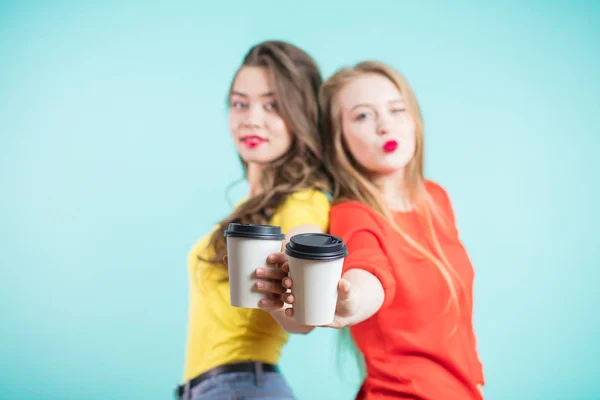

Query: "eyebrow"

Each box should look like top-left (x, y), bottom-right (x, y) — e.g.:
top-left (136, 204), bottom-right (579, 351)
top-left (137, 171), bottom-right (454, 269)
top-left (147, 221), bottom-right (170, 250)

top-left (350, 99), bottom-right (405, 111)
top-left (389, 99), bottom-right (405, 104)
top-left (230, 91), bottom-right (275, 98)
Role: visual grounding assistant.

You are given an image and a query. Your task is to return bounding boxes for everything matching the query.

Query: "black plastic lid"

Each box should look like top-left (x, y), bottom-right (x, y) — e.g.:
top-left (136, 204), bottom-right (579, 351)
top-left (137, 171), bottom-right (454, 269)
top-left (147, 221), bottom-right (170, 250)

top-left (224, 223), bottom-right (285, 240)
top-left (284, 233), bottom-right (348, 261)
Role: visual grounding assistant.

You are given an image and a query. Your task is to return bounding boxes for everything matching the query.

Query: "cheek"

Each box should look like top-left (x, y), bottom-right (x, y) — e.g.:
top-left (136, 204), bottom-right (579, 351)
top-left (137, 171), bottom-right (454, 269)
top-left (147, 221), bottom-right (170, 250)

top-left (346, 135), bottom-right (369, 157)
top-left (342, 126), bottom-right (380, 167)
top-left (229, 113), bottom-right (240, 135)
top-left (394, 127), bottom-right (417, 166)
top-left (402, 125), bottom-right (417, 152)
top-left (399, 117), bottom-right (416, 139)
top-left (266, 116), bottom-right (291, 144)
top-left (345, 125), bottom-right (379, 155)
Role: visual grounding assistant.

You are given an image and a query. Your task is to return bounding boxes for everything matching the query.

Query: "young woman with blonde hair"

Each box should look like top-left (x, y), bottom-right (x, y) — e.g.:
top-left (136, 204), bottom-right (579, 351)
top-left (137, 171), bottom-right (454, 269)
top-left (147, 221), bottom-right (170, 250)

top-left (272, 61), bottom-right (485, 399)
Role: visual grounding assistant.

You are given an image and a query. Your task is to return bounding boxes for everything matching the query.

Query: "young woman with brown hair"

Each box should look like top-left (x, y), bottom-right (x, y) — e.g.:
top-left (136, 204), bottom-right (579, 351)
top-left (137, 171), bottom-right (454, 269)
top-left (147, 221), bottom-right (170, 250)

top-left (177, 41), bottom-right (332, 400)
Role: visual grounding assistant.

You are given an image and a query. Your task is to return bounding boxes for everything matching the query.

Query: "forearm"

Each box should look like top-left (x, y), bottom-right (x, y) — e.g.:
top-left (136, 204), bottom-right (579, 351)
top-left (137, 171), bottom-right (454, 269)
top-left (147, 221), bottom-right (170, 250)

top-left (343, 268), bottom-right (385, 326)
top-left (270, 307), bottom-right (315, 334)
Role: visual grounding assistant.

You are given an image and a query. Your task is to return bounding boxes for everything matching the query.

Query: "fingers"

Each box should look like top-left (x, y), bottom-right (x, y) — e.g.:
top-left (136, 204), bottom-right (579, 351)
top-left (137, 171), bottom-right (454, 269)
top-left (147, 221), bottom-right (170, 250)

top-left (258, 293), bottom-right (284, 311)
top-left (282, 292), bottom-right (295, 304)
top-left (256, 266), bottom-right (287, 281)
top-left (223, 255), bottom-right (228, 266)
top-left (337, 278), bottom-right (351, 300)
top-left (266, 252), bottom-right (288, 265)
top-left (255, 279), bottom-right (287, 295)
top-left (324, 313), bottom-right (350, 329)
top-left (324, 319), bottom-right (345, 329)
top-left (282, 276), bottom-right (293, 289)
top-left (284, 308), bottom-right (294, 318)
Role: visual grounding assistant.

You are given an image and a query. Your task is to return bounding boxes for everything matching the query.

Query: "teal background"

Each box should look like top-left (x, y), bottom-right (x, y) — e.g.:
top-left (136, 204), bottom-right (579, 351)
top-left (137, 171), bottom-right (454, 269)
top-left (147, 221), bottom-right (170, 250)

top-left (1, 1), bottom-right (598, 399)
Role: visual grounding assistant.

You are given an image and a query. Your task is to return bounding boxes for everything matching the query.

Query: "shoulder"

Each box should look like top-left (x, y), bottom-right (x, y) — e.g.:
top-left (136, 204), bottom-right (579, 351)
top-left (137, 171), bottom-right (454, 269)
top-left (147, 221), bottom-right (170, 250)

top-left (424, 180), bottom-right (449, 200)
top-left (272, 188), bottom-right (331, 233)
top-left (331, 201), bottom-right (381, 220)
top-left (330, 201), bottom-right (388, 238)
top-left (186, 228), bottom-right (228, 279)
top-left (279, 189), bottom-right (331, 212)
top-left (424, 180), bottom-right (453, 209)
top-left (424, 180), bottom-right (460, 234)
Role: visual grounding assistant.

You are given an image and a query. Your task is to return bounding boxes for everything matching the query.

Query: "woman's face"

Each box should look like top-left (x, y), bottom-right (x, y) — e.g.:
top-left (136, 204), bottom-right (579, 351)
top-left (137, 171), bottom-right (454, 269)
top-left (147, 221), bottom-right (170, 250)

top-left (338, 73), bottom-right (416, 175)
top-left (228, 66), bottom-right (293, 165)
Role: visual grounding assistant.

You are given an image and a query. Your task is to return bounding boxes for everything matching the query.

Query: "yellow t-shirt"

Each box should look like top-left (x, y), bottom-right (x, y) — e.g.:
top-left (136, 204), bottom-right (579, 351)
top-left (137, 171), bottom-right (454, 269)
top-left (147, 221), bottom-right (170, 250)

top-left (183, 189), bottom-right (330, 381)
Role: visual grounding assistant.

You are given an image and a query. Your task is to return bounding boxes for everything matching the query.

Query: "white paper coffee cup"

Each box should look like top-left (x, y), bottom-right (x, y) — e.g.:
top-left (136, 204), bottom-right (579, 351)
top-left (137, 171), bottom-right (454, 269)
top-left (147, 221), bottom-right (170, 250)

top-left (225, 223), bottom-right (285, 309)
top-left (285, 233), bottom-right (348, 326)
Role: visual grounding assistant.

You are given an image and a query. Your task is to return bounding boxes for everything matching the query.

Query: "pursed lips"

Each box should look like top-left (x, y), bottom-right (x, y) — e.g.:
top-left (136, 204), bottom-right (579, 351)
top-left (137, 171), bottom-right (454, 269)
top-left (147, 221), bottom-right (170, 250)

top-left (240, 135), bottom-right (268, 148)
top-left (382, 140), bottom-right (398, 153)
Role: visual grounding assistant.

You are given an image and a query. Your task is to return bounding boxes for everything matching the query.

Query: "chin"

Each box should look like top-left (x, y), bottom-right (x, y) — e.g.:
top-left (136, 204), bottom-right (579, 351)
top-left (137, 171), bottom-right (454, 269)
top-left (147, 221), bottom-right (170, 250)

top-left (243, 157), bottom-right (275, 165)
top-left (368, 162), bottom-right (408, 176)
top-left (385, 157), bottom-right (412, 172)
top-left (238, 152), bottom-right (280, 165)
top-left (241, 145), bottom-right (290, 163)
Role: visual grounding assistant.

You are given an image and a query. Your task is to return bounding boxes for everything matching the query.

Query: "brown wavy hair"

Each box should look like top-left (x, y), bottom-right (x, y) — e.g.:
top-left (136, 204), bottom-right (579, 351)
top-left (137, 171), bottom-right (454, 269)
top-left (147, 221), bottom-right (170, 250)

top-left (320, 61), bottom-right (464, 311)
top-left (201, 40), bottom-right (332, 265)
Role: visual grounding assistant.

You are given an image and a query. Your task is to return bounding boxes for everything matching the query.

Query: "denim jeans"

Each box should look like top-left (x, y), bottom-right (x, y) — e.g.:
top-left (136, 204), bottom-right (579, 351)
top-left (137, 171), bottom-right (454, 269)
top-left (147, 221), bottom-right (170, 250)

top-left (177, 371), bottom-right (295, 400)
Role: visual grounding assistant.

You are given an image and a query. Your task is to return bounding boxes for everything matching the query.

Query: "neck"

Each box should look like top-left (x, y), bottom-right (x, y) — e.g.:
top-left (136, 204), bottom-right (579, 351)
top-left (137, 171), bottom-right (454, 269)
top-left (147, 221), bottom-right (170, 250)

top-left (247, 162), bottom-right (263, 197)
top-left (373, 169), bottom-right (412, 211)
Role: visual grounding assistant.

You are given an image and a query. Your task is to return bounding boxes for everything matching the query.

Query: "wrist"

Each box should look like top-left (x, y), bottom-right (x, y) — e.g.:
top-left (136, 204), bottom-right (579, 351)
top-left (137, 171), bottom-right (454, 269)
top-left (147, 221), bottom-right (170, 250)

top-left (268, 307), bottom-right (286, 317)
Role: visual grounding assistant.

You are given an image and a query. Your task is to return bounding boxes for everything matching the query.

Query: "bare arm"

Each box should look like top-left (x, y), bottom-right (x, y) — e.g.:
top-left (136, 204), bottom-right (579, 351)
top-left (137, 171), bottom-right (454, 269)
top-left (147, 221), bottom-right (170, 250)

top-left (283, 267), bottom-right (385, 329)
top-left (256, 225), bottom-right (387, 331)
top-left (330, 268), bottom-right (384, 328)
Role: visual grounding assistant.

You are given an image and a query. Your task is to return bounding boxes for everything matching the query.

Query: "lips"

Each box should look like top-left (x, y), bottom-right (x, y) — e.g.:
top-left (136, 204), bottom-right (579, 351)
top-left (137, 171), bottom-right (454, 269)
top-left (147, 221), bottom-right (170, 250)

top-left (383, 140), bottom-right (398, 153)
top-left (241, 135), bottom-right (267, 148)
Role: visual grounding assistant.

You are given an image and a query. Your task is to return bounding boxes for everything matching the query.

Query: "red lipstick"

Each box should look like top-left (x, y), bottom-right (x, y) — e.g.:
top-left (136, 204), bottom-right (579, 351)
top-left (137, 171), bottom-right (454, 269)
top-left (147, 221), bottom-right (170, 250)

top-left (241, 135), bottom-right (267, 148)
top-left (383, 140), bottom-right (398, 153)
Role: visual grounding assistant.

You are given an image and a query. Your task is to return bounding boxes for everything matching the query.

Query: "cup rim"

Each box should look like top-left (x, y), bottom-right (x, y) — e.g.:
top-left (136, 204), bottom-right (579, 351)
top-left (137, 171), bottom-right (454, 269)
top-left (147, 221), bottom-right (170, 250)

top-left (284, 233), bottom-right (348, 261)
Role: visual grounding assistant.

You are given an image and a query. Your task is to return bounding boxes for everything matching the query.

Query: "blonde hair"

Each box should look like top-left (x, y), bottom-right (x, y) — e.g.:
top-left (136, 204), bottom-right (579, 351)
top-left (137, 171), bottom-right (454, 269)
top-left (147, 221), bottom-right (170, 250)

top-left (320, 61), bottom-right (464, 314)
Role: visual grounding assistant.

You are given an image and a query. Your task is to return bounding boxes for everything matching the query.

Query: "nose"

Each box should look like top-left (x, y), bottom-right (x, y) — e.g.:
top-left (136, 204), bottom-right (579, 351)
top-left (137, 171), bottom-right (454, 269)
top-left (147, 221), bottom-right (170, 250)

top-left (242, 104), bottom-right (264, 128)
top-left (377, 114), bottom-right (392, 136)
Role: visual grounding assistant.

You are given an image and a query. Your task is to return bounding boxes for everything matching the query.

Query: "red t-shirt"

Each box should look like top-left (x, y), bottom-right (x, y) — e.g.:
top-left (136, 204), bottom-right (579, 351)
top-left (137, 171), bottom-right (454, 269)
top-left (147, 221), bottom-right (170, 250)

top-left (330, 181), bottom-right (484, 400)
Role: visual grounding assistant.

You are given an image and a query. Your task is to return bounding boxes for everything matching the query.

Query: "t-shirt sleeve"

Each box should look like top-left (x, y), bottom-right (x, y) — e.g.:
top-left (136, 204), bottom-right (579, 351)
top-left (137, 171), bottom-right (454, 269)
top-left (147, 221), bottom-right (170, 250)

top-left (274, 190), bottom-right (331, 234)
top-left (330, 204), bottom-right (396, 308)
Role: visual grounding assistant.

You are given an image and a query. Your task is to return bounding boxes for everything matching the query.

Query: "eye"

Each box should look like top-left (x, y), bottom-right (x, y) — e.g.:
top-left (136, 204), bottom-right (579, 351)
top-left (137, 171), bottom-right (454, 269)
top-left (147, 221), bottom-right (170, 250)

top-left (354, 112), bottom-right (370, 121)
top-left (231, 101), bottom-right (248, 110)
top-left (264, 102), bottom-right (278, 111)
